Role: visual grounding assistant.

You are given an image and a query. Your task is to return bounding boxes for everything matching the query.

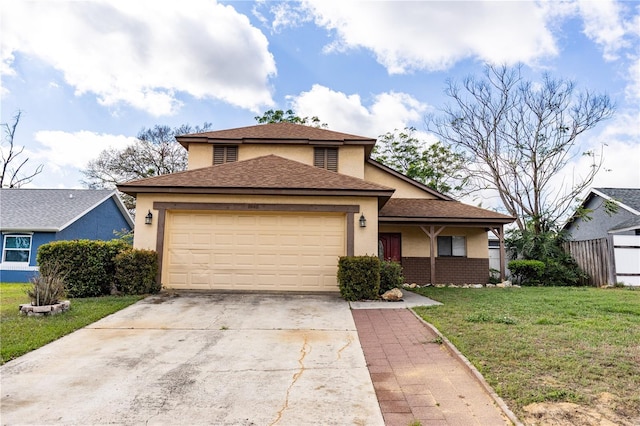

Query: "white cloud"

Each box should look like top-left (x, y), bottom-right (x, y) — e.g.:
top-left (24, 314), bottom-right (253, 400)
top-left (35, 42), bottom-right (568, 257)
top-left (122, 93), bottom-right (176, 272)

top-left (290, 1), bottom-right (558, 74)
top-left (1, 0), bottom-right (276, 115)
top-left (27, 130), bottom-right (136, 178)
top-left (577, 0), bottom-right (629, 61)
top-left (289, 84), bottom-right (428, 136)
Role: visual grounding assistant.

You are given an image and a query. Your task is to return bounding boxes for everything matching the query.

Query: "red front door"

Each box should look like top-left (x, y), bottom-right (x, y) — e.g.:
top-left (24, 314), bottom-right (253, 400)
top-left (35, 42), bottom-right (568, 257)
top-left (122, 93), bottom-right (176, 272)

top-left (379, 233), bottom-right (401, 262)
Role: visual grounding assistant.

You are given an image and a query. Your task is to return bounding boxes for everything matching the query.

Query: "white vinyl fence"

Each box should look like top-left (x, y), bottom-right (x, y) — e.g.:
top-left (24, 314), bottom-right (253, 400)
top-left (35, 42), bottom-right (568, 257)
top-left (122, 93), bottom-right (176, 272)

top-left (612, 235), bottom-right (640, 286)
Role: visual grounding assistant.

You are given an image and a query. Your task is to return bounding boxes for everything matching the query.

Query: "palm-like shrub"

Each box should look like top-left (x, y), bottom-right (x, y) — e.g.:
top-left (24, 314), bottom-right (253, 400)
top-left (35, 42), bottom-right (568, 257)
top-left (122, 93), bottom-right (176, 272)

top-left (28, 263), bottom-right (67, 306)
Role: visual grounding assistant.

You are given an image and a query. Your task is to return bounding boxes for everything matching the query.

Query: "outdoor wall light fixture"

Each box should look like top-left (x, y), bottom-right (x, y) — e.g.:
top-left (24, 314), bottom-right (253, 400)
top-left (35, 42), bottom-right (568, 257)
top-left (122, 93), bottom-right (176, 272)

top-left (359, 213), bottom-right (367, 228)
top-left (145, 210), bottom-right (153, 225)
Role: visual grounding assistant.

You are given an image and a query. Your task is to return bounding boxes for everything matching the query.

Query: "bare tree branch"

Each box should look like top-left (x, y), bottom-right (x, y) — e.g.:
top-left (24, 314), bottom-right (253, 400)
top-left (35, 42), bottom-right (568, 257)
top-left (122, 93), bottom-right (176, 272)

top-left (427, 64), bottom-right (615, 233)
top-left (81, 123), bottom-right (212, 211)
top-left (1, 111), bottom-right (44, 188)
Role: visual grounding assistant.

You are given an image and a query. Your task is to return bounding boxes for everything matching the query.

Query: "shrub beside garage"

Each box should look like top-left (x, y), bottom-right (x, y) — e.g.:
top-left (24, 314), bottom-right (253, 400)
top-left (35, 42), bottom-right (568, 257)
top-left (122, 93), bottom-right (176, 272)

top-left (37, 240), bottom-right (159, 297)
top-left (337, 256), bottom-right (405, 301)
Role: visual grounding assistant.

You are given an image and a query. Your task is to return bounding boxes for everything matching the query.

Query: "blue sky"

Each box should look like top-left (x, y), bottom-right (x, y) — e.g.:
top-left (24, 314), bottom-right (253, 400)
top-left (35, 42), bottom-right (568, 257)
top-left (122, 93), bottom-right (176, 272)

top-left (1, 0), bottom-right (639, 204)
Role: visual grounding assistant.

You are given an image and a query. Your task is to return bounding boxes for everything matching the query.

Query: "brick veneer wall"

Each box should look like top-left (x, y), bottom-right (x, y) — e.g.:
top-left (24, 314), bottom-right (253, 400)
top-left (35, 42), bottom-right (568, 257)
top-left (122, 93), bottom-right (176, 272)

top-left (402, 257), bottom-right (490, 285)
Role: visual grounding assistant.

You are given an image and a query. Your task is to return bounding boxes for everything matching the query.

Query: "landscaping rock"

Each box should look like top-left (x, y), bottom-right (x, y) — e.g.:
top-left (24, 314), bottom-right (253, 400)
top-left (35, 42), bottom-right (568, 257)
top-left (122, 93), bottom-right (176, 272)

top-left (486, 283), bottom-right (496, 288)
top-left (471, 284), bottom-right (484, 288)
top-left (19, 301), bottom-right (71, 316)
top-left (381, 288), bottom-right (403, 301)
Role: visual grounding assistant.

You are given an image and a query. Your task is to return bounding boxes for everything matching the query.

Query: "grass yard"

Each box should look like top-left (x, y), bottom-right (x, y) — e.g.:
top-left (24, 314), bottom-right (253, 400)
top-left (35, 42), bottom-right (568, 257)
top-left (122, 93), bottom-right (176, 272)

top-left (413, 286), bottom-right (640, 425)
top-left (0, 283), bottom-right (143, 365)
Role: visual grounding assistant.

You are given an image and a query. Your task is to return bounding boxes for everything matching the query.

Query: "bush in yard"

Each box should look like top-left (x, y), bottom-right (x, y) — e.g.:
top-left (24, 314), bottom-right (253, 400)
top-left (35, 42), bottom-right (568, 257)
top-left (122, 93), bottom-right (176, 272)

top-left (27, 262), bottom-right (67, 306)
top-left (506, 226), bottom-right (587, 286)
top-left (114, 249), bottom-right (159, 295)
top-left (337, 256), bottom-right (380, 301)
top-left (37, 239), bottom-right (130, 297)
top-left (508, 259), bottom-right (545, 286)
top-left (379, 260), bottom-right (403, 294)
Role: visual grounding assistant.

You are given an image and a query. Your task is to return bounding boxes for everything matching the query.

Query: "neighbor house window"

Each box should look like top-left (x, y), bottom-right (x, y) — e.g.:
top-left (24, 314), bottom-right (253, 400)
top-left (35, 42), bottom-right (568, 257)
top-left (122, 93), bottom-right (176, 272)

top-left (437, 236), bottom-right (466, 257)
top-left (213, 146), bottom-right (238, 165)
top-left (3, 235), bottom-right (32, 263)
top-left (314, 147), bottom-right (338, 172)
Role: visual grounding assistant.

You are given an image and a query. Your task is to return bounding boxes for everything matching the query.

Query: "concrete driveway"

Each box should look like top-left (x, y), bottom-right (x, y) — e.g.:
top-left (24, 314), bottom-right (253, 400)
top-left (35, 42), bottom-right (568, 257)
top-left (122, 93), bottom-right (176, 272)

top-left (1, 293), bottom-right (384, 425)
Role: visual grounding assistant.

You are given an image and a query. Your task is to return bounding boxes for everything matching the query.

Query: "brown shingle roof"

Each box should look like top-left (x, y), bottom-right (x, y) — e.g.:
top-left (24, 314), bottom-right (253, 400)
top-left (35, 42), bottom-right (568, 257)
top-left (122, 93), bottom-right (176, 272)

top-left (379, 198), bottom-right (515, 224)
top-left (177, 122), bottom-right (376, 145)
top-left (117, 155), bottom-right (394, 196)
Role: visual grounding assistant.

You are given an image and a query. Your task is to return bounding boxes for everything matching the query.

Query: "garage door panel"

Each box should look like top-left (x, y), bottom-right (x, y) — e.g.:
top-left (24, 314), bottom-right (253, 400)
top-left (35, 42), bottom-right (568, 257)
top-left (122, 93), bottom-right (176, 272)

top-left (164, 211), bottom-right (345, 291)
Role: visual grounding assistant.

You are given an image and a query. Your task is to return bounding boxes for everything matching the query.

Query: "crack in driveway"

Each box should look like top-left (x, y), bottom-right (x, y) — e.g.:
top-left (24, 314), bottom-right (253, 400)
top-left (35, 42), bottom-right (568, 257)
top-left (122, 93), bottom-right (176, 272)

top-left (269, 334), bottom-right (309, 426)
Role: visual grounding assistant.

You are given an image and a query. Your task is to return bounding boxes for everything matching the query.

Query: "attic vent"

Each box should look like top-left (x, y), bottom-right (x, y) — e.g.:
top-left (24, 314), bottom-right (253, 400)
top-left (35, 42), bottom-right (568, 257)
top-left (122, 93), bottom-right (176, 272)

top-left (213, 146), bottom-right (238, 165)
top-left (314, 147), bottom-right (338, 172)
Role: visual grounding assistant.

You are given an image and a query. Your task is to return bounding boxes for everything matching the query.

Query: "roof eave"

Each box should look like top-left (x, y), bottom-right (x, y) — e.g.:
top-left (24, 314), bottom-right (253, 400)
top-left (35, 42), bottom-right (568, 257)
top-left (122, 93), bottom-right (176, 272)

top-left (1, 228), bottom-right (59, 233)
top-left (379, 216), bottom-right (515, 225)
top-left (117, 185), bottom-right (395, 198)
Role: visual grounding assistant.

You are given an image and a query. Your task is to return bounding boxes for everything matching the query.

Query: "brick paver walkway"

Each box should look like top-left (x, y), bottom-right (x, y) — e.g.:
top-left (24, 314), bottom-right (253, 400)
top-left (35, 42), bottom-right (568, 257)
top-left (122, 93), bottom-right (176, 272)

top-left (352, 309), bottom-right (510, 426)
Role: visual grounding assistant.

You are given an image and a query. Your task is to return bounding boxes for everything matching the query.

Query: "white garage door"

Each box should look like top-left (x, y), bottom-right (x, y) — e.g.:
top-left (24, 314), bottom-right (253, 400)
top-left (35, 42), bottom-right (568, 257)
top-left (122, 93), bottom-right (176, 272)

top-left (164, 211), bottom-right (345, 291)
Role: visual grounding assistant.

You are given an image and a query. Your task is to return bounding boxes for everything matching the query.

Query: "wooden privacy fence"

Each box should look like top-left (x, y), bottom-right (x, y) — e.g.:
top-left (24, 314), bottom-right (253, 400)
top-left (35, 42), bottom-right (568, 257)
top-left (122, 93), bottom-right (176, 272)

top-left (563, 238), bottom-right (614, 287)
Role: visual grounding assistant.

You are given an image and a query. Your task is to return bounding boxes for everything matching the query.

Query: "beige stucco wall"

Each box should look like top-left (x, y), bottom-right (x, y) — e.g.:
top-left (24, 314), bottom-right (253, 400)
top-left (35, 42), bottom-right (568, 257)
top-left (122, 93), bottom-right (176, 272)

top-left (379, 225), bottom-right (488, 258)
top-left (237, 145), bottom-right (310, 164)
top-left (187, 144), bottom-right (213, 170)
top-left (364, 163), bottom-right (434, 199)
top-left (134, 193), bottom-right (379, 256)
top-left (185, 143), bottom-right (365, 178)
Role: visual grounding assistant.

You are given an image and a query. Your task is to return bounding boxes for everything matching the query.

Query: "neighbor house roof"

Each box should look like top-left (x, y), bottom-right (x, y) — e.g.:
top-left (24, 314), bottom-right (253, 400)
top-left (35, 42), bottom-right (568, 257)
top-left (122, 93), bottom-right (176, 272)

top-left (562, 187), bottom-right (640, 232)
top-left (378, 198), bottom-right (515, 225)
top-left (118, 155), bottom-right (395, 200)
top-left (0, 189), bottom-right (133, 232)
top-left (593, 188), bottom-right (640, 215)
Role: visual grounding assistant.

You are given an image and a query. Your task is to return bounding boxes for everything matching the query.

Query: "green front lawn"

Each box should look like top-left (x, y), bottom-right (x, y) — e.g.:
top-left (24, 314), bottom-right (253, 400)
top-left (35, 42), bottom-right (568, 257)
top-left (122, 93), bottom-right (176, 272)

top-left (0, 283), bottom-right (143, 364)
top-left (413, 286), bottom-right (640, 423)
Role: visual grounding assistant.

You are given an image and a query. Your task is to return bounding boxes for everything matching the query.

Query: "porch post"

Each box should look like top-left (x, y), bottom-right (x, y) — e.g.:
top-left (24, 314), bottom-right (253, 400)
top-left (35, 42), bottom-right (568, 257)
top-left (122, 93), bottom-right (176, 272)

top-left (490, 226), bottom-right (506, 281)
top-left (420, 225), bottom-right (445, 285)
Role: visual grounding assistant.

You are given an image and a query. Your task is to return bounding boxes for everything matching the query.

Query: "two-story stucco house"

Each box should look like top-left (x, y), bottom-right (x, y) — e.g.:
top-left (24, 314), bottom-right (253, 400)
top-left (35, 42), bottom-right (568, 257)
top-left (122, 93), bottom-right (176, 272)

top-left (117, 123), bottom-right (514, 292)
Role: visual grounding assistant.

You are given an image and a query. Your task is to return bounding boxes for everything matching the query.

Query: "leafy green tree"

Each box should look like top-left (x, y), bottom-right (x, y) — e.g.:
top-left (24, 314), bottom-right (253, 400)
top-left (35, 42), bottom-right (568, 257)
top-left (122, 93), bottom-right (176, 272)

top-left (427, 64), bottom-right (615, 234)
top-left (373, 127), bottom-right (468, 196)
top-left (255, 109), bottom-right (327, 128)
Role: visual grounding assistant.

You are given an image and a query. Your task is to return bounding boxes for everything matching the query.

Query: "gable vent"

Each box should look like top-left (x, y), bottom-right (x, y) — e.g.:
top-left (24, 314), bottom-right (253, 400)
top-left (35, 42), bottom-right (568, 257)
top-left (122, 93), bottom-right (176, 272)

top-left (314, 147), bottom-right (338, 172)
top-left (214, 146), bottom-right (238, 165)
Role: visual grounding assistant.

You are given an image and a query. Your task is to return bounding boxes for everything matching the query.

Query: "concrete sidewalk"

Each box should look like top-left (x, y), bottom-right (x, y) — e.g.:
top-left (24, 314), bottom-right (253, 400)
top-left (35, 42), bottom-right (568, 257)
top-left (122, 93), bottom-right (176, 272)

top-left (353, 308), bottom-right (513, 426)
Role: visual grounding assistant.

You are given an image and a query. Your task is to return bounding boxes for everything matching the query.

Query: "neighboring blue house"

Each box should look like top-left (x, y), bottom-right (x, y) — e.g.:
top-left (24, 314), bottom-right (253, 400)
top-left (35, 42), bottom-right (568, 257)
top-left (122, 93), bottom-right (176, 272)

top-left (0, 189), bottom-right (134, 282)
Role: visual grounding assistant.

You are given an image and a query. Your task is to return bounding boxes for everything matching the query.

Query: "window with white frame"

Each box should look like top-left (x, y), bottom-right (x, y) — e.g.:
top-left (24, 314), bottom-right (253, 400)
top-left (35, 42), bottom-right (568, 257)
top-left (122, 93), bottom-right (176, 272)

top-left (437, 236), bottom-right (466, 257)
top-left (3, 235), bottom-right (32, 263)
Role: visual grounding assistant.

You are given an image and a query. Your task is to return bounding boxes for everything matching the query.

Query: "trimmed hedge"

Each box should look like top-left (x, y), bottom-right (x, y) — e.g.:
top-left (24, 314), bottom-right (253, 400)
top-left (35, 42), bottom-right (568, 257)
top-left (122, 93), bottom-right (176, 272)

top-left (337, 256), bottom-right (381, 301)
top-left (379, 260), bottom-right (403, 294)
top-left (114, 249), bottom-right (159, 295)
top-left (37, 240), bottom-right (160, 297)
top-left (37, 240), bottom-right (130, 297)
top-left (508, 259), bottom-right (545, 286)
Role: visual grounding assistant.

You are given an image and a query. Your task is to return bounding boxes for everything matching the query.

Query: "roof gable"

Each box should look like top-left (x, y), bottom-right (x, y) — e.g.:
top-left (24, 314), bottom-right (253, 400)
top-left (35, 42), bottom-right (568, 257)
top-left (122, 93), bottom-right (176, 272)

top-left (366, 159), bottom-right (453, 201)
top-left (118, 155), bottom-right (394, 196)
top-left (0, 189), bottom-right (133, 232)
top-left (593, 188), bottom-right (640, 215)
top-left (177, 122), bottom-right (376, 147)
